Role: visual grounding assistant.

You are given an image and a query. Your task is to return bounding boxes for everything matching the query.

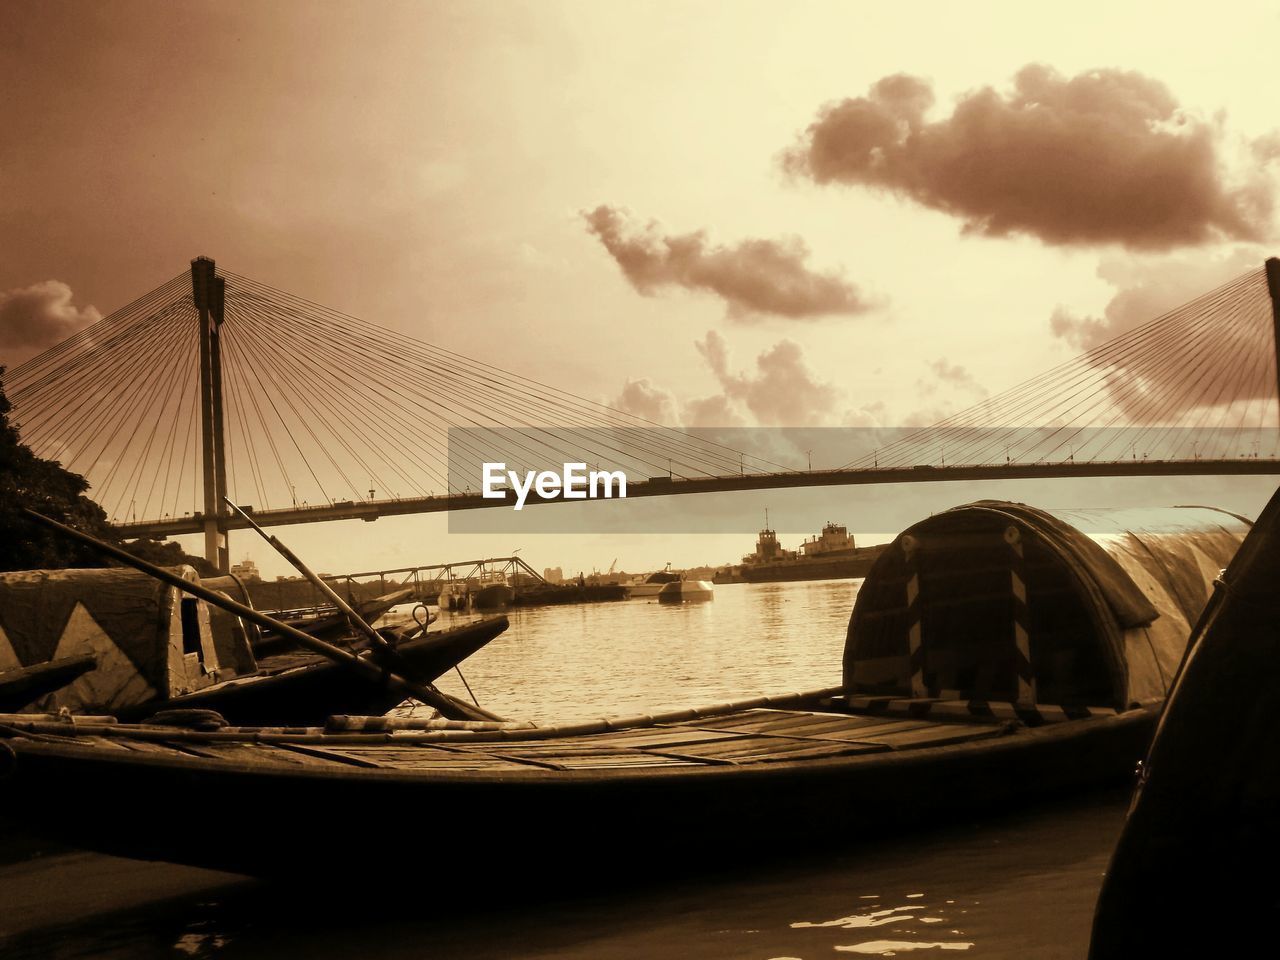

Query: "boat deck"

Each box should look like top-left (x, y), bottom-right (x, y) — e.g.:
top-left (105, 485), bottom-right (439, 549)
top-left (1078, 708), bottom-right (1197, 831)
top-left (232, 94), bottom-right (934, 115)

top-left (0, 708), bottom-right (1014, 773)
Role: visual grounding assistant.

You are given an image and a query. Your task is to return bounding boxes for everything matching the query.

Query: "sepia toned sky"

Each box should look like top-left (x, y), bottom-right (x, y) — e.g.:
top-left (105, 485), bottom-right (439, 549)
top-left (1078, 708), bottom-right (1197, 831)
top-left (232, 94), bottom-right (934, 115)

top-left (3, 0), bottom-right (1279, 578)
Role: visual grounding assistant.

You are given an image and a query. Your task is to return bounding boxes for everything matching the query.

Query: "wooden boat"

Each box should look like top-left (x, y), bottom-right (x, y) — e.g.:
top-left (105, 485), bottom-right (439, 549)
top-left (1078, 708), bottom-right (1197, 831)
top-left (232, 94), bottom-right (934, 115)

top-left (247, 588), bottom-right (415, 657)
top-left (114, 614), bottom-right (509, 726)
top-left (0, 690), bottom-right (1153, 877)
top-left (1089, 483), bottom-right (1280, 957)
top-left (0, 500), bottom-right (1247, 877)
top-left (0, 566), bottom-right (507, 726)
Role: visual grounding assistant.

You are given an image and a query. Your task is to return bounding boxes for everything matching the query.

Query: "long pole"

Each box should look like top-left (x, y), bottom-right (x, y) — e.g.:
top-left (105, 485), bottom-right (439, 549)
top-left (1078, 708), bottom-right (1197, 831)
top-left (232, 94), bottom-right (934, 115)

top-left (224, 499), bottom-right (394, 655)
top-left (22, 509), bottom-right (502, 722)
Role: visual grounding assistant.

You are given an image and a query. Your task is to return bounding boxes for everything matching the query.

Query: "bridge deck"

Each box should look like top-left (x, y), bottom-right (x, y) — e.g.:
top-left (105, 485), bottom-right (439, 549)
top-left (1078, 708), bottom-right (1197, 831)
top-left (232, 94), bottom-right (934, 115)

top-left (114, 458), bottom-right (1280, 538)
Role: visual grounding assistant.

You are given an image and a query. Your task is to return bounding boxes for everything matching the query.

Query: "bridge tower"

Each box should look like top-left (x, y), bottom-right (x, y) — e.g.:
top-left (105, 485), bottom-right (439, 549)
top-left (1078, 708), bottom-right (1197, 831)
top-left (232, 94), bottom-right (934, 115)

top-left (1267, 257), bottom-right (1280, 422)
top-left (191, 256), bottom-right (229, 573)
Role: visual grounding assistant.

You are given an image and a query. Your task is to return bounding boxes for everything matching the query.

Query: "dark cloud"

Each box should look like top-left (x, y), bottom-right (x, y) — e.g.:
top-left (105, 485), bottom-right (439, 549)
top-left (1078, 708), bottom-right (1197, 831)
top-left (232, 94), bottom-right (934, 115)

top-left (0, 281), bottom-right (102, 366)
top-left (784, 66), bottom-right (1278, 249)
top-left (582, 205), bottom-right (874, 320)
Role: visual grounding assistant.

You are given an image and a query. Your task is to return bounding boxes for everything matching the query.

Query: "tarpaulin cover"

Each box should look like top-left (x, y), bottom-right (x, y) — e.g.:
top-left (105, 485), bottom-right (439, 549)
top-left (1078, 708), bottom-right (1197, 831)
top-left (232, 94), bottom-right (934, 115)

top-left (845, 502), bottom-right (1249, 708)
top-left (0, 566), bottom-right (200, 711)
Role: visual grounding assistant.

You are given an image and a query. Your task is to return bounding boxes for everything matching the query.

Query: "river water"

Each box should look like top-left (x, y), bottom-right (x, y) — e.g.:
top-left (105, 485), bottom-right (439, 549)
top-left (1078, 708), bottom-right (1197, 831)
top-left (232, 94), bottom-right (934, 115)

top-left (0, 579), bottom-right (1127, 959)
top-left (411, 579), bottom-right (859, 722)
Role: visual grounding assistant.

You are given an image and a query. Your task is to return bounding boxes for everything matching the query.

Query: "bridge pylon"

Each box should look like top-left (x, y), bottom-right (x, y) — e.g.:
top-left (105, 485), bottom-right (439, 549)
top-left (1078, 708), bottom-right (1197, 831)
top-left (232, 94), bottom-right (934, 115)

top-left (1266, 257), bottom-right (1280, 422)
top-left (191, 256), bottom-right (229, 573)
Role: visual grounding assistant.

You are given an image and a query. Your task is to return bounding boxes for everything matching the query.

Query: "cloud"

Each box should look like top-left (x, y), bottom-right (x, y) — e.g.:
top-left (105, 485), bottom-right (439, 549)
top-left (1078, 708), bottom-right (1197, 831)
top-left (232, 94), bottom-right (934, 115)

top-left (0, 281), bottom-right (102, 366)
top-left (581, 205), bottom-right (875, 320)
top-left (611, 377), bottom-right (679, 423)
top-left (841, 400), bottom-right (888, 428)
top-left (682, 394), bottom-right (746, 429)
top-left (783, 66), bottom-right (1278, 249)
top-left (696, 331), bottom-right (844, 426)
top-left (611, 331), bottom-right (843, 428)
top-left (614, 336), bottom-right (992, 436)
top-left (921, 359), bottom-right (987, 397)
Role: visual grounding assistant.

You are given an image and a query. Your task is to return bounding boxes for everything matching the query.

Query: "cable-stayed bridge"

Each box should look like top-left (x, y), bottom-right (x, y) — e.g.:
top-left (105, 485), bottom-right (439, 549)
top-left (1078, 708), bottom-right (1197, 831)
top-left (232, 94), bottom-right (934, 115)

top-left (6, 256), bottom-right (1280, 572)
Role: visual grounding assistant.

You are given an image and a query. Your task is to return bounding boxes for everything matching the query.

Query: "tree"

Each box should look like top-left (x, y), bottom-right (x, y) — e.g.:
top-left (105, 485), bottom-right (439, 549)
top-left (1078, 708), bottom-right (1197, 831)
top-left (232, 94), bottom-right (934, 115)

top-left (0, 365), bottom-right (117, 570)
top-left (121, 537), bottom-right (216, 577)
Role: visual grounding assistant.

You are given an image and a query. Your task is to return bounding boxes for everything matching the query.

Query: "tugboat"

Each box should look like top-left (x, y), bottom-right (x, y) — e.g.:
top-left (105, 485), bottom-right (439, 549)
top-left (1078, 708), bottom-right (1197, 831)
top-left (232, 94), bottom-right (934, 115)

top-left (437, 573), bottom-right (514, 611)
top-left (718, 513), bottom-right (887, 584)
top-left (472, 572), bottom-right (514, 610)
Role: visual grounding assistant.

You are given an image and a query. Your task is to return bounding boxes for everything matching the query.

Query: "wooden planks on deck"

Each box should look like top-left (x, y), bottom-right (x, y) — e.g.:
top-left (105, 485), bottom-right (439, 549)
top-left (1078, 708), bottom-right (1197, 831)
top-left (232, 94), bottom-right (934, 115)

top-left (102, 708), bottom-right (1012, 773)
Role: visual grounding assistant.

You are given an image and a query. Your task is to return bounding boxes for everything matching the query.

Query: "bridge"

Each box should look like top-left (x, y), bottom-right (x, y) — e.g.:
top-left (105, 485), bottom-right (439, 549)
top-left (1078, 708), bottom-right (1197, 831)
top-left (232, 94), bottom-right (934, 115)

top-left (251, 556), bottom-right (548, 614)
top-left (7, 256), bottom-right (1280, 571)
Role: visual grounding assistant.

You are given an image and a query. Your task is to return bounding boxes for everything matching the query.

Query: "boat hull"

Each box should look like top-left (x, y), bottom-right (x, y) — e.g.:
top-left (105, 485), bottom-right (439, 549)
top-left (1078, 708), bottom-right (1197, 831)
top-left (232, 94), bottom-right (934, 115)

top-left (472, 583), bottom-right (514, 609)
top-left (657, 580), bottom-right (714, 602)
top-left (114, 616), bottom-right (508, 726)
top-left (0, 656), bottom-right (97, 713)
top-left (738, 551), bottom-right (883, 583)
top-left (627, 582), bottom-right (667, 598)
top-left (0, 709), bottom-right (1154, 877)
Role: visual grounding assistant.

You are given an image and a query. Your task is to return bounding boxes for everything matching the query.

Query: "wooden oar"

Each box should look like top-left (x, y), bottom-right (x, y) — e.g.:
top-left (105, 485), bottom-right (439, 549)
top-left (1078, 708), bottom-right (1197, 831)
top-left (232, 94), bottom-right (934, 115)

top-left (21, 509), bottom-right (503, 722)
top-left (223, 499), bottom-right (397, 654)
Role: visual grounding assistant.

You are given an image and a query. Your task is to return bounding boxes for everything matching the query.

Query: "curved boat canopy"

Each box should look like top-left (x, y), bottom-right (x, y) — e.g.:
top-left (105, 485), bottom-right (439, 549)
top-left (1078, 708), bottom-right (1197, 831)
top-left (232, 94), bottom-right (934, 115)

top-left (844, 501), bottom-right (1249, 711)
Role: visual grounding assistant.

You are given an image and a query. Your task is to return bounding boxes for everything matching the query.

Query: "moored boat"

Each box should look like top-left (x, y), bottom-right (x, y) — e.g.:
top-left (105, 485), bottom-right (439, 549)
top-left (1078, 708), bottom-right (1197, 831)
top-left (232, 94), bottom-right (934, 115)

top-left (0, 565), bottom-right (508, 726)
top-left (436, 574), bottom-right (514, 610)
top-left (472, 575), bottom-right (514, 609)
top-left (114, 614), bottom-right (509, 726)
top-left (627, 564), bottom-right (682, 598)
top-left (1089, 483), bottom-right (1280, 957)
top-left (0, 690), bottom-right (1147, 877)
top-left (0, 656), bottom-right (96, 712)
top-left (657, 578), bottom-right (714, 602)
top-left (717, 518), bottom-right (889, 584)
top-left (0, 499), bottom-right (1246, 877)
top-left (245, 588), bottom-right (416, 658)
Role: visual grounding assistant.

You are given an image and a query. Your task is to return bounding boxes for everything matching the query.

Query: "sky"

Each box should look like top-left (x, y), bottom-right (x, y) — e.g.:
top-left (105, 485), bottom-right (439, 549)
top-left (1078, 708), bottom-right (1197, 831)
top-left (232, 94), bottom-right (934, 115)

top-left (3, 0), bottom-right (1280, 579)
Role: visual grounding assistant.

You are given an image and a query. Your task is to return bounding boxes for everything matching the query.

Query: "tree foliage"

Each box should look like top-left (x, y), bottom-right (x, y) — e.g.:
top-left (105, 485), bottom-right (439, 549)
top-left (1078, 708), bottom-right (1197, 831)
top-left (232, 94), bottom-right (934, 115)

top-left (0, 366), bottom-right (214, 575)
